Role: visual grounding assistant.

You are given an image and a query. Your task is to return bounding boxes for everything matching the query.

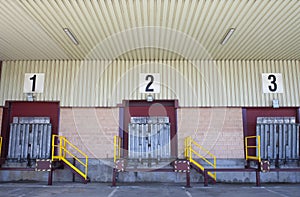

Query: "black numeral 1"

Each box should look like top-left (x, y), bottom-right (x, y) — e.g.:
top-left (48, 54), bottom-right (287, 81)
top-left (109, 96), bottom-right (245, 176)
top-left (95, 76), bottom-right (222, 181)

top-left (29, 74), bottom-right (36, 92)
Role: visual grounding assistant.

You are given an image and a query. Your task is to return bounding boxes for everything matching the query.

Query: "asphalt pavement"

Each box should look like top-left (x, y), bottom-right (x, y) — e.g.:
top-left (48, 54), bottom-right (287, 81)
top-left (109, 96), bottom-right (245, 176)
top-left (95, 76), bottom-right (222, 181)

top-left (0, 182), bottom-right (299, 197)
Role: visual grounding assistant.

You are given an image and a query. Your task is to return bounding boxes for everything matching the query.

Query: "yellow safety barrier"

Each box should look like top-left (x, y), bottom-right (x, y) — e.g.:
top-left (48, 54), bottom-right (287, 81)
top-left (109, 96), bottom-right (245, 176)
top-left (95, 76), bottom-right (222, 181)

top-left (113, 136), bottom-right (121, 162)
top-left (0, 136), bottom-right (2, 157)
top-left (52, 135), bottom-right (88, 180)
top-left (185, 136), bottom-right (217, 181)
top-left (245, 135), bottom-right (261, 162)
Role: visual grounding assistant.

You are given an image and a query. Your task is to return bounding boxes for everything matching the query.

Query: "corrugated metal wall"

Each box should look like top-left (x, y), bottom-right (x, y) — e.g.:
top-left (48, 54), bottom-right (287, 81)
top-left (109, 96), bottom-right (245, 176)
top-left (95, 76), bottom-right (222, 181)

top-left (0, 60), bottom-right (299, 107)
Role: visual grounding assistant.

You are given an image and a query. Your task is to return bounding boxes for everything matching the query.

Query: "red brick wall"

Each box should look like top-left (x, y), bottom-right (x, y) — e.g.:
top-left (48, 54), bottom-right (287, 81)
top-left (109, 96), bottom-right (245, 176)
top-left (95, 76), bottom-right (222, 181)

top-left (177, 108), bottom-right (244, 159)
top-left (0, 107), bottom-right (244, 159)
top-left (59, 108), bottom-right (119, 158)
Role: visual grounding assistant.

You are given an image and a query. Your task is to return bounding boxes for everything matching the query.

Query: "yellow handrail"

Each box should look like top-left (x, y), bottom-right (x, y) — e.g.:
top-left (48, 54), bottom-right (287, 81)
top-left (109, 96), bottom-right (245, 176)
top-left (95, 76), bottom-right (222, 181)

top-left (245, 135), bottom-right (261, 162)
top-left (0, 136), bottom-right (2, 157)
top-left (114, 136), bottom-right (121, 162)
top-left (52, 135), bottom-right (89, 180)
top-left (184, 136), bottom-right (217, 180)
top-left (52, 135), bottom-right (61, 161)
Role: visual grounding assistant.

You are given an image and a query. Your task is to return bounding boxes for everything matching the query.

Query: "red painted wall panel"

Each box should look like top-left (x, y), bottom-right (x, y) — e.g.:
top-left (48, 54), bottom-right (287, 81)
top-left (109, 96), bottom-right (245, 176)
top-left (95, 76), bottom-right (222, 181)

top-left (244, 107), bottom-right (298, 137)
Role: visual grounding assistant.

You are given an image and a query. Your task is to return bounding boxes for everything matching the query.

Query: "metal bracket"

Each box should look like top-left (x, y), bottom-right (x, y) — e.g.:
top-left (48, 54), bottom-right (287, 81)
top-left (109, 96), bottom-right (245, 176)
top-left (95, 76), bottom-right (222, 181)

top-left (115, 159), bottom-right (125, 172)
top-left (36, 159), bottom-right (52, 172)
top-left (174, 160), bottom-right (190, 173)
top-left (260, 160), bottom-right (270, 172)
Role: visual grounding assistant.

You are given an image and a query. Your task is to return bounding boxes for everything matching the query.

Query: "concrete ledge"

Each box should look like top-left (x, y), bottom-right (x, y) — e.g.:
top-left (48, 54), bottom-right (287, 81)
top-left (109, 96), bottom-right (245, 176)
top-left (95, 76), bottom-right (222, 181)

top-left (0, 158), bottom-right (299, 183)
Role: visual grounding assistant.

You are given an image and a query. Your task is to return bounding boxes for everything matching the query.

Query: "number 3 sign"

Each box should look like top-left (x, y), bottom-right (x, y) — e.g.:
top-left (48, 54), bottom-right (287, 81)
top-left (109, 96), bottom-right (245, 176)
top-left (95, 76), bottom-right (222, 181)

top-left (23, 73), bottom-right (45, 93)
top-left (139, 73), bottom-right (160, 93)
top-left (262, 73), bottom-right (283, 93)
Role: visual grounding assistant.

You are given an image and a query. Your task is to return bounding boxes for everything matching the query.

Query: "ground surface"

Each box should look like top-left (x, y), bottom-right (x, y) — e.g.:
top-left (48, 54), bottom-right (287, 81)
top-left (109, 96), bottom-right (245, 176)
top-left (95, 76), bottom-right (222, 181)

top-left (0, 182), bottom-right (299, 197)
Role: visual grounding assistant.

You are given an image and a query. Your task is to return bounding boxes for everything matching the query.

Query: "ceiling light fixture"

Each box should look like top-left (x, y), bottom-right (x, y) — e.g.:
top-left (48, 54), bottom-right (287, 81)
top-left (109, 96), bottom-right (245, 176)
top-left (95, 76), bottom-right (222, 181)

top-left (63, 28), bottom-right (79, 45)
top-left (220, 28), bottom-right (235, 45)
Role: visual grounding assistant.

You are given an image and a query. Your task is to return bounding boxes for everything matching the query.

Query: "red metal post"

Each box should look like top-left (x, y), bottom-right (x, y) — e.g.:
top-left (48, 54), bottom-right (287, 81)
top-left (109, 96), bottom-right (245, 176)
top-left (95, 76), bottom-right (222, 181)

top-left (72, 158), bottom-right (76, 182)
top-left (255, 169), bottom-right (260, 187)
top-left (48, 170), bottom-right (53, 185)
top-left (204, 170), bottom-right (208, 187)
top-left (112, 168), bottom-right (117, 187)
top-left (186, 171), bottom-right (191, 188)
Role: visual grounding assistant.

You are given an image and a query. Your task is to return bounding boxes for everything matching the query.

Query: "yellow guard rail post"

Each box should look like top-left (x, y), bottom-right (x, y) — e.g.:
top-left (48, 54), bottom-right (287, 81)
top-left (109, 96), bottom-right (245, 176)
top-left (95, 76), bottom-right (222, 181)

top-left (52, 135), bottom-right (89, 180)
top-left (245, 135), bottom-right (261, 162)
top-left (113, 136), bottom-right (121, 162)
top-left (185, 136), bottom-right (217, 181)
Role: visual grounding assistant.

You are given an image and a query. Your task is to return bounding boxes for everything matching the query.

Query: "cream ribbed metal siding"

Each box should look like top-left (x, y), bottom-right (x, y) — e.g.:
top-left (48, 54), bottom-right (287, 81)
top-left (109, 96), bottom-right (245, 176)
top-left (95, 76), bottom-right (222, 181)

top-left (221, 60), bottom-right (300, 106)
top-left (0, 60), bottom-right (299, 107)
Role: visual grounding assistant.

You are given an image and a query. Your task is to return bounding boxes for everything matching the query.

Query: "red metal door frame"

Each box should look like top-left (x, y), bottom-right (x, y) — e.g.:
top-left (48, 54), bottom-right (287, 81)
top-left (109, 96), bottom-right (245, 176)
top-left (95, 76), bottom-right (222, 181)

top-left (119, 100), bottom-right (178, 158)
top-left (0, 101), bottom-right (60, 159)
top-left (242, 107), bottom-right (300, 159)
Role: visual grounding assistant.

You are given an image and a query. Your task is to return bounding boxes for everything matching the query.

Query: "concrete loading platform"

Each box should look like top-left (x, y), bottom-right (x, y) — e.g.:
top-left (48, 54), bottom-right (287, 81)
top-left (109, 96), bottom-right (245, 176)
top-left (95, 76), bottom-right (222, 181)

top-left (0, 182), bottom-right (299, 197)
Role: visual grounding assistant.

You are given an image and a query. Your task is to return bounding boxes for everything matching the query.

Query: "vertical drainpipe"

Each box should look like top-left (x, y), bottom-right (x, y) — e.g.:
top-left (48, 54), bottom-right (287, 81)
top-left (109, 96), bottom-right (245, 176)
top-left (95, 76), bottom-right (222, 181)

top-left (242, 108), bottom-right (250, 167)
top-left (0, 61), bottom-right (2, 158)
top-left (297, 108), bottom-right (300, 124)
top-left (297, 108), bottom-right (300, 159)
top-left (0, 61), bottom-right (2, 85)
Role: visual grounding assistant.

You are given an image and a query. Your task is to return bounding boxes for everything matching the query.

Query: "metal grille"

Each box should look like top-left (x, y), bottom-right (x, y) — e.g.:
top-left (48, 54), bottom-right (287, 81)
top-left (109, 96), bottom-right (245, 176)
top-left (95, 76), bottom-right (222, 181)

top-left (8, 117), bottom-right (52, 160)
top-left (256, 117), bottom-right (300, 161)
top-left (128, 117), bottom-right (170, 160)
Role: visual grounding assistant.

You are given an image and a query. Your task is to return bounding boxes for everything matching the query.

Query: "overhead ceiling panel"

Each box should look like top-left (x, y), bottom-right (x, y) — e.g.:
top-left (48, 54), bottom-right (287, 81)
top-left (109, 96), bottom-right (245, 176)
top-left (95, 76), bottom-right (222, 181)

top-left (0, 0), bottom-right (299, 61)
top-left (0, 0), bottom-right (69, 60)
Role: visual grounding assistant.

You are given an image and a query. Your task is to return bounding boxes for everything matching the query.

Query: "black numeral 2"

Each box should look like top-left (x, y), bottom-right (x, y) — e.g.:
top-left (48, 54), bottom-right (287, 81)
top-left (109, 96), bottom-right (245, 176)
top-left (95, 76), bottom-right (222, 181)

top-left (145, 75), bottom-right (154, 92)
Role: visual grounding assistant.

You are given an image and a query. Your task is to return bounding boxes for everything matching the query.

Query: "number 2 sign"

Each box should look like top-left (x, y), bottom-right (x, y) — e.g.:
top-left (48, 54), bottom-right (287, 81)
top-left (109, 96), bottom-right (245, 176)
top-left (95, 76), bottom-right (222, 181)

top-left (139, 73), bottom-right (160, 93)
top-left (23, 73), bottom-right (45, 93)
top-left (262, 73), bottom-right (283, 93)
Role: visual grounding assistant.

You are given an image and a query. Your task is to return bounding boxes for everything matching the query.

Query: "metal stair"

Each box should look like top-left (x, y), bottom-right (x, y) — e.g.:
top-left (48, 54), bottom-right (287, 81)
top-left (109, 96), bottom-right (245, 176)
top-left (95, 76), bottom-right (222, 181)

top-left (52, 135), bottom-right (89, 183)
top-left (184, 136), bottom-right (217, 183)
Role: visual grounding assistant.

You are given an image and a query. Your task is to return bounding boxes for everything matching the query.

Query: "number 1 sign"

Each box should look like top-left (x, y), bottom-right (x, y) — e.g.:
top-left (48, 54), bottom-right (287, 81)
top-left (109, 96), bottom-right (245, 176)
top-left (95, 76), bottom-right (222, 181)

top-left (23, 73), bottom-right (45, 93)
top-left (139, 73), bottom-right (160, 93)
top-left (262, 73), bottom-right (283, 93)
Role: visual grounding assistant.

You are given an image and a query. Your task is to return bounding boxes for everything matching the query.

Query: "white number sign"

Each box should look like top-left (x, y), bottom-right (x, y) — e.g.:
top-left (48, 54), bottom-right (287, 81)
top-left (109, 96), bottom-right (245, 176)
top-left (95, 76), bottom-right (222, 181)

top-left (262, 73), bottom-right (283, 93)
top-left (23, 73), bottom-right (45, 93)
top-left (139, 73), bottom-right (160, 93)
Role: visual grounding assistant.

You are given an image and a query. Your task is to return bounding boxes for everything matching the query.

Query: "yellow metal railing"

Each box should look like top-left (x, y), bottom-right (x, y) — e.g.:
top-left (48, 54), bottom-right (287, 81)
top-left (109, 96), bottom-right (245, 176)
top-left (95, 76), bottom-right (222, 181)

top-left (52, 135), bottom-right (88, 180)
top-left (114, 136), bottom-right (121, 162)
top-left (185, 136), bottom-right (216, 181)
top-left (245, 135), bottom-right (261, 162)
top-left (0, 136), bottom-right (2, 157)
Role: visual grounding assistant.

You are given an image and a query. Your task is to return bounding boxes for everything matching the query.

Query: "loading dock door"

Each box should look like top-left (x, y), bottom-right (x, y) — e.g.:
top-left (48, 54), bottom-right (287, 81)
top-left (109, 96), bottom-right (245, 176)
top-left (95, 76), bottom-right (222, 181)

top-left (121, 100), bottom-right (178, 158)
top-left (128, 116), bottom-right (170, 160)
top-left (256, 117), bottom-right (299, 161)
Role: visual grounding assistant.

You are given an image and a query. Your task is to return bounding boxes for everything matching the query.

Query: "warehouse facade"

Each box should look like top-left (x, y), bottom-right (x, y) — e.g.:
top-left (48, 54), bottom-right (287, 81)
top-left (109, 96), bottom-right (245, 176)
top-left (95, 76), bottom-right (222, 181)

top-left (0, 59), bottom-right (299, 182)
top-left (0, 0), bottom-right (299, 183)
